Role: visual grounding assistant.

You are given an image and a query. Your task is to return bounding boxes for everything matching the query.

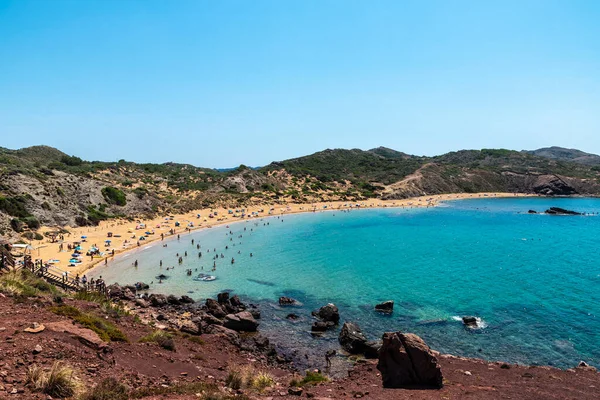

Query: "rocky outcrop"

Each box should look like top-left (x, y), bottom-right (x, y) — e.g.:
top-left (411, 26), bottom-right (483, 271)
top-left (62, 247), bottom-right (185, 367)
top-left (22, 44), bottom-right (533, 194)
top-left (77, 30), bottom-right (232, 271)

top-left (312, 303), bottom-right (339, 324)
top-left (179, 320), bottom-right (201, 336)
top-left (377, 331), bottom-right (443, 389)
top-left (533, 175), bottom-right (577, 196)
top-left (149, 294), bottom-right (168, 307)
top-left (544, 207), bottom-right (582, 215)
top-left (375, 300), bottom-right (394, 313)
top-left (339, 322), bottom-right (368, 354)
top-left (204, 324), bottom-right (240, 346)
top-left (223, 311), bottom-right (259, 332)
top-left (205, 298), bottom-right (227, 318)
top-left (107, 284), bottom-right (135, 301)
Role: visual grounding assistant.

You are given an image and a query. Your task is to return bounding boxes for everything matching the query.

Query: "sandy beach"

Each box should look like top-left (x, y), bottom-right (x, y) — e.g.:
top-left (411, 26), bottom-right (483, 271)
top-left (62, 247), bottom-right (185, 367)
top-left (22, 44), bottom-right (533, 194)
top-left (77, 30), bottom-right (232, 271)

top-left (27, 192), bottom-right (530, 278)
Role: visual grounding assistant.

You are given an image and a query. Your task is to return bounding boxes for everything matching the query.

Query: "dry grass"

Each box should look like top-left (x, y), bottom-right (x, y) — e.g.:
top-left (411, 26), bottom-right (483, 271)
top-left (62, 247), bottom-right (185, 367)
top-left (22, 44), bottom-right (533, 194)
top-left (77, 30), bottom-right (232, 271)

top-left (225, 365), bottom-right (275, 392)
top-left (26, 362), bottom-right (80, 398)
top-left (80, 377), bottom-right (129, 400)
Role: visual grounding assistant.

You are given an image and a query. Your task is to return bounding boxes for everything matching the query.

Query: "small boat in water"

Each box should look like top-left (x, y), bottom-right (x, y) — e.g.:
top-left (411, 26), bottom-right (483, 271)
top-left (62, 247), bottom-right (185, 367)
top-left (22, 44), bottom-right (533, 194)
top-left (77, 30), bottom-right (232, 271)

top-left (193, 273), bottom-right (216, 282)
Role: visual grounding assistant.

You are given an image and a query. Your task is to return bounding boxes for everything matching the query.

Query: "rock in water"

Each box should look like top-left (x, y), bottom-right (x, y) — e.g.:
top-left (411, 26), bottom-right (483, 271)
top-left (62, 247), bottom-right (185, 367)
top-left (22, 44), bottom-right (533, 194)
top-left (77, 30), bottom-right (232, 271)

top-left (375, 300), bottom-right (394, 313)
top-left (339, 322), bottom-right (368, 354)
top-left (462, 316), bottom-right (478, 328)
top-left (223, 311), bottom-right (259, 332)
top-left (312, 303), bottom-right (340, 324)
top-left (377, 331), bottom-right (443, 389)
top-left (279, 296), bottom-right (298, 306)
top-left (544, 207), bottom-right (582, 215)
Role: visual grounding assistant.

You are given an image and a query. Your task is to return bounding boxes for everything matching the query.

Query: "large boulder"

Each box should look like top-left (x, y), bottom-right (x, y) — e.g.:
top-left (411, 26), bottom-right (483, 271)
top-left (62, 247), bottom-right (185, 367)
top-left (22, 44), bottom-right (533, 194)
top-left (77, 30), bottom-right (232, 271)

top-left (149, 294), bottom-right (168, 307)
top-left (179, 320), bottom-right (201, 335)
top-left (205, 298), bottom-right (227, 318)
top-left (339, 322), bottom-right (368, 354)
top-left (179, 295), bottom-right (195, 304)
top-left (364, 340), bottom-right (382, 359)
top-left (217, 292), bottom-right (230, 304)
top-left (167, 294), bottom-right (181, 305)
top-left (312, 303), bottom-right (340, 324)
top-left (107, 284), bottom-right (135, 301)
top-left (375, 301), bottom-right (394, 313)
top-left (201, 313), bottom-right (224, 326)
top-left (205, 324), bottom-right (240, 346)
top-left (223, 311), bottom-right (259, 332)
top-left (462, 316), bottom-right (478, 328)
top-left (377, 331), bottom-right (443, 389)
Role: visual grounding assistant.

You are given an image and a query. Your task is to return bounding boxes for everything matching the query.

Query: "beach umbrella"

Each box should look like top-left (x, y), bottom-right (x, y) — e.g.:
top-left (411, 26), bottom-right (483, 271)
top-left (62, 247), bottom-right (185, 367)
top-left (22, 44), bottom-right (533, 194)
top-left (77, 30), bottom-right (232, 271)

top-left (81, 235), bottom-right (87, 239)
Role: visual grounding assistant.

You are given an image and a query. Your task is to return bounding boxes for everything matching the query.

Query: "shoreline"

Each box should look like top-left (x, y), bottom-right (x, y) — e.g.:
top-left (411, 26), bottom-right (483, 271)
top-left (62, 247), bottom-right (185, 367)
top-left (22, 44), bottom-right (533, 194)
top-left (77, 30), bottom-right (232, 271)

top-left (30, 192), bottom-right (533, 278)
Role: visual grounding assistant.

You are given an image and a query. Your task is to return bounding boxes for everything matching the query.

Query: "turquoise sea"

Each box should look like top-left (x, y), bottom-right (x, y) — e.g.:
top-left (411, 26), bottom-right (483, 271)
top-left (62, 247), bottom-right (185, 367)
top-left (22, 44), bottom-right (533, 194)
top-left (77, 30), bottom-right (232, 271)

top-left (91, 198), bottom-right (600, 369)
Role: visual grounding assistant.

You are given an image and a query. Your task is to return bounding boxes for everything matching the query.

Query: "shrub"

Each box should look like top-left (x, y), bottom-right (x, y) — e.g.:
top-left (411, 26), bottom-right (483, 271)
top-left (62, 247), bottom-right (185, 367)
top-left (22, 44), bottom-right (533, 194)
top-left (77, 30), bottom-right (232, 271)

top-left (101, 186), bottom-right (127, 206)
top-left (60, 155), bottom-right (83, 166)
top-left (81, 377), bottom-right (128, 400)
top-left (10, 218), bottom-right (24, 232)
top-left (22, 216), bottom-right (40, 230)
top-left (26, 362), bottom-right (79, 398)
top-left (139, 330), bottom-right (175, 351)
top-left (0, 195), bottom-right (31, 218)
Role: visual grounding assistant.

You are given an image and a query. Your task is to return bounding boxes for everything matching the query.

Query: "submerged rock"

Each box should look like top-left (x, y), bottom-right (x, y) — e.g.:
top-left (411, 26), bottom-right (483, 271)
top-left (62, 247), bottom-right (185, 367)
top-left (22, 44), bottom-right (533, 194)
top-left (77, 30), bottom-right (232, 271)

top-left (377, 331), bottom-right (443, 388)
top-left (279, 296), bottom-right (299, 306)
top-left (311, 321), bottom-right (334, 332)
top-left (375, 300), bottom-right (394, 313)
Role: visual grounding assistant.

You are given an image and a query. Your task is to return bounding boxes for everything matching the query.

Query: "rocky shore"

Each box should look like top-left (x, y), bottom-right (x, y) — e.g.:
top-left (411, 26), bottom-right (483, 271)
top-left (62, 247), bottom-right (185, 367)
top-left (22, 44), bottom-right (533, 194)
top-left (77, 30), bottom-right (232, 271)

top-left (0, 276), bottom-right (599, 399)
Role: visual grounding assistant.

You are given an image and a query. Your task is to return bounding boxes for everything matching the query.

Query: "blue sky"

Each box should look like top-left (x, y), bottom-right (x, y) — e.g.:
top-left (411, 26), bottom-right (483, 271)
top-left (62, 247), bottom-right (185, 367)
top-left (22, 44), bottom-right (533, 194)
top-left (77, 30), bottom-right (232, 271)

top-left (1, 0), bottom-right (599, 168)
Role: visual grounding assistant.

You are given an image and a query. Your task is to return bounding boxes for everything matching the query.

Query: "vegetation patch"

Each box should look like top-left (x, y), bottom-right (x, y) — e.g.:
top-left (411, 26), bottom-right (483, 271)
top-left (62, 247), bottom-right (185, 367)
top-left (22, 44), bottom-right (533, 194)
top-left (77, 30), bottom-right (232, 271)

top-left (289, 370), bottom-right (329, 387)
top-left (101, 186), bottom-right (127, 206)
top-left (0, 269), bottom-right (62, 298)
top-left (128, 382), bottom-right (244, 399)
top-left (139, 330), bottom-right (175, 351)
top-left (50, 304), bottom-right (128, 342)
top-left (0, 195), bottom-right (32, 218)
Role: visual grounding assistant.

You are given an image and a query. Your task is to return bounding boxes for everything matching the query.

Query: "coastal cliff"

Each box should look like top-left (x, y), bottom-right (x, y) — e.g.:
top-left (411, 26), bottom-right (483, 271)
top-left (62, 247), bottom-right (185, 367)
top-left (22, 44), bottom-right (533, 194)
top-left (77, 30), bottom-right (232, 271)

top-left (2, 145), bottom-right (600, 240)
